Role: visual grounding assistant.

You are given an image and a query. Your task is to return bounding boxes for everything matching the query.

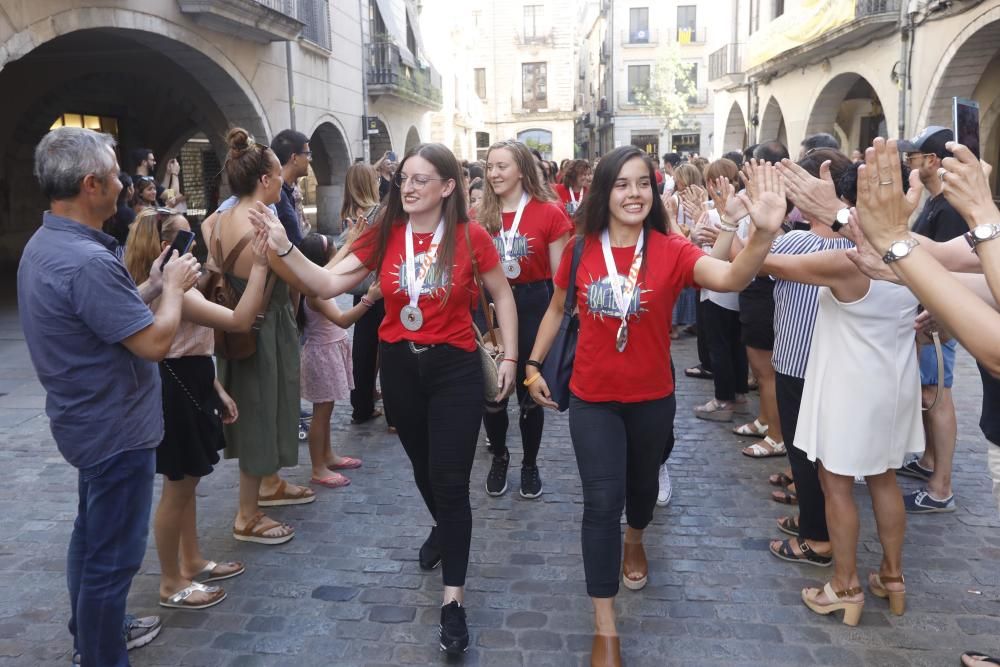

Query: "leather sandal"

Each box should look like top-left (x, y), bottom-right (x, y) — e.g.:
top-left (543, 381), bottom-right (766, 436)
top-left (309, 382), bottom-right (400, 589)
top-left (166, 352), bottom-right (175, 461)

top-left (232, 512), bottom-right (294, 545)
top-left (802, 582), bottom-right (864, 626)
top-left (622, 541), bottom-right (648, 591)
top-left (868, 572), bottom-right (905, 616)
top-left (591, 634), bottom-right (622, 667)
top-left (258, 479), bottom-right (316, 507)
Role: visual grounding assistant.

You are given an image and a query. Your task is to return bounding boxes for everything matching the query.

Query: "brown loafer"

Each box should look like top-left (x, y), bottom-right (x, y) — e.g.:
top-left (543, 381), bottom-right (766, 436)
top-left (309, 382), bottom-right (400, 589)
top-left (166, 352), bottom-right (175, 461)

top-left (591, 634), bottom-right (621, 667)
top-left (622, 541), bottom-right (648, 590)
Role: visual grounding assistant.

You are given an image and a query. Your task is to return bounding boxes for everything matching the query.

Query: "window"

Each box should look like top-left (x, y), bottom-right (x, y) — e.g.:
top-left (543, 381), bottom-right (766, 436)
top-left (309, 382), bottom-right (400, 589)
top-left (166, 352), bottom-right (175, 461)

top-left (627, 64), bottom-right (650, 103)
top-left (773, 0), bottom-right (785, 18)
top-left (676, 63), bottom-right (698, 104)
top-left (476, 132), bottom-right (491, 160)
top-left (524, 5), bottom-right (543, 41)
top-left (629, 7), bottom-right (649, 43)
top-left (517, 129), bottom-right (553, 160)
top-left (522, 62), bottom-right (548, 109)
top-left (50, 113), bottom-right (119, 137)
top-left (749, 0), bottom-right (760, 35)
top-left (474, 68), bottom-right (487, 100)
top-left (677, 5), bottom-right (697, 42)
top-left (405, 12), bottom-right (417, 56)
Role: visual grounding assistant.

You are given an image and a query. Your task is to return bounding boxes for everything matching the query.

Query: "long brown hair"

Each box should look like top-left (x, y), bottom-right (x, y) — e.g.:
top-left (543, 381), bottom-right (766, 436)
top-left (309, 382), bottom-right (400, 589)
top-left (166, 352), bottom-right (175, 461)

top-left (352, 143), bottom-right (467, 299)
top-left (124, 208), bottom-right (187, 284)
top-left (340, 163), bottom-right (380, 221)
top-left (479, 140), bottom-right (557, 234)
top-left (578, 145), bottom-right (667, 238)
top-left (561, 159), bottom-right (592, 190)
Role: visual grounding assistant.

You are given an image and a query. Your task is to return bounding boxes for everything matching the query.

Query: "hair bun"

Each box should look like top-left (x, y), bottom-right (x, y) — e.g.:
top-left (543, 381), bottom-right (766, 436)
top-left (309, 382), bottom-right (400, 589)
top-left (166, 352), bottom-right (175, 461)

top-left (226, 127), bottom-right (251, 154)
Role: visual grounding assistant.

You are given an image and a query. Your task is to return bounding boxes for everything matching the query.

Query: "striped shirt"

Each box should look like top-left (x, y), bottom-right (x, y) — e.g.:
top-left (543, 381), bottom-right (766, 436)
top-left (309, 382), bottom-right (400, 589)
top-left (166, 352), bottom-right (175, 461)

top-left (771, 230), bottom-right (855, 378)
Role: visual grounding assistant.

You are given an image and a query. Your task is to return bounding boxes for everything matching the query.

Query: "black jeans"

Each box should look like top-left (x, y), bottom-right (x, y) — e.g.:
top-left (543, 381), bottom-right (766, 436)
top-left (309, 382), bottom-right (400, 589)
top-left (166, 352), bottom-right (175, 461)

top-left (483, 281), bottom-right (551, 465)
top-left (380, 341), bottom-right (484, 586)
top-left (661, 360), bottom-right (676, 465)
top-left (702, 300), bottom-right (748, 401)
top-left (351, 297), bottom-right (391, 424)
top-left (569, 393), bottom-right (676, 598)
top-left (775, 372), bottom-right (829, 542)
top-left (695, 294), bottom-right (713, 372)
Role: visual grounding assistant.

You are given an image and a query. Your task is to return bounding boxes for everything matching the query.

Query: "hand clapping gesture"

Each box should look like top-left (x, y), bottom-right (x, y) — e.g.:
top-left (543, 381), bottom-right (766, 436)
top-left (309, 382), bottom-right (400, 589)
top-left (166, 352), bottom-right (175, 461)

top-left (939, 142), bottom-right (995, 228)
top-left (852, 138), bottom-right (924, 253)
top-left (247, 202), bottom-right (292, 255)
top-left (734, 161), bottom-right (786, 235)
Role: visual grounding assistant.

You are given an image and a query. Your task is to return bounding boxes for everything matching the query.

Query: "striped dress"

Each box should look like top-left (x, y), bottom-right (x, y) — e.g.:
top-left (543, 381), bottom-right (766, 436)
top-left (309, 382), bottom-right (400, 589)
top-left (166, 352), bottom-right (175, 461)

top-left (769, 230), bottom-right (855, 380)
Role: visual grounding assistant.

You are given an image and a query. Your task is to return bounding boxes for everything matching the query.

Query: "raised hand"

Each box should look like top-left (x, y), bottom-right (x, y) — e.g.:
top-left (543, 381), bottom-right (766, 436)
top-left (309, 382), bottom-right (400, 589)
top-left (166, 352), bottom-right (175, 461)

top-left (853, 138), bottom-right (923, 253)
top-left (777, 156), bottom-right (841, 226)
top-left (940, 142), bottom-right (996, 227)
top-left (736, 161), bottom-right (785, 235)
top-left (250, 227), bottom-right (270, 266)
top-left (247, 201), bottom-right (291, 254)
top-left (843, 212), bottom-right (900, 283)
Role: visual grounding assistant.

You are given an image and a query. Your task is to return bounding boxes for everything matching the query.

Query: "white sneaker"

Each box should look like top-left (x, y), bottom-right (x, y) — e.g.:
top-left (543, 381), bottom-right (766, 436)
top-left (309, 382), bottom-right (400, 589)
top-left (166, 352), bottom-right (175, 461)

top-left (656, 463), bottom-right (672, 507)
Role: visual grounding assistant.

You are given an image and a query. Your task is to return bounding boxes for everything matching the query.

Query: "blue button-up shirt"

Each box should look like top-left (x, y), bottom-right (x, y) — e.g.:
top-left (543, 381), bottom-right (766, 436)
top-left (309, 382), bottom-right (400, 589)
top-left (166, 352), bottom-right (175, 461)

top-left (17, 212), bottom-right (163, 469)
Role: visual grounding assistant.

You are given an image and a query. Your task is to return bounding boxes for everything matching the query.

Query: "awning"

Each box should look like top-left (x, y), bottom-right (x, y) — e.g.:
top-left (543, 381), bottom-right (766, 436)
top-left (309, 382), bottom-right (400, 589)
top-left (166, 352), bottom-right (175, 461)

top-left (373, 0), bottom-right (416, 67)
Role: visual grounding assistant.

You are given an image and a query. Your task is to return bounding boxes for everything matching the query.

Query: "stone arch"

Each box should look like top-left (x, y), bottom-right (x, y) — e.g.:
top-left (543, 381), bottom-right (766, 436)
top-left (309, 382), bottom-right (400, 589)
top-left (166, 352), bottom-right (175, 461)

top-left (308, 119), bottom-right (352, 234)
top-left (368, 117), bottom-right (393, 161)
top-left (722, 102), bottom-right (747, 153)
top-left (758, 96), bottom-right (788, 151)
top-left (405, 126), bottom-right (422, 152)
top-left (805, 72), bottom-right (887, 155)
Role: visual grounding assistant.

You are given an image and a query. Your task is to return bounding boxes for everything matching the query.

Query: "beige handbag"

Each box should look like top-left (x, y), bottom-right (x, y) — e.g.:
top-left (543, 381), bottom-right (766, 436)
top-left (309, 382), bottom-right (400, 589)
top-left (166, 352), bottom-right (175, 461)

top-left (465, 224), bottom-right (504, 402)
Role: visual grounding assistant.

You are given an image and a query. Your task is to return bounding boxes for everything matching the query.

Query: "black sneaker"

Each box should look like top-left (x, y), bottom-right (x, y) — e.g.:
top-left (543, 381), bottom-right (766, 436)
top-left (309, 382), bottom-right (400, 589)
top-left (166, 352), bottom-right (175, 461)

top-left (519, 464), bottom-right (543, 499)
top-left (419, 527), bottom-right (441, 571)
top-left (439, 600), bottom-right (469, 655)
top-left (897, 459), bottom-right (933, 481)
top-left (486, 454), bottom-right (509, 497)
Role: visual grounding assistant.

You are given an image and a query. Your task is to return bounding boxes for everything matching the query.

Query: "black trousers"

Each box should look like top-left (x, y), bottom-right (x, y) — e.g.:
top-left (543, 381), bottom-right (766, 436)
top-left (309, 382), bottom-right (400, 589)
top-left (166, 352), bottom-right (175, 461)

top-left (695, 294), bottom-right (713, 371)
top-left (569, 393), bottom-right (676, 598)
top-left (702, 300), bottom-right (748, 401)
top-left (661, 360), bottom-right (676, 465)
top-left (350, 297), bottom-right (391, 424)
top-left (775, 372), bottom-right (829, 542)
top-left (380, 341), bottom-right (484, 586)
top-left (482, 281), bottom-right (550, 465)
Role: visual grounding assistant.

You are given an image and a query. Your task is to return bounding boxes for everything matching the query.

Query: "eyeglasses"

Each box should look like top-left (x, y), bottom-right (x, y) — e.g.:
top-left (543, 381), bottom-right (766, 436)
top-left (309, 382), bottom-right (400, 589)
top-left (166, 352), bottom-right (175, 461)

top-left (393, 173), bottom-right (449, 190)
top-left (902, 152), bottom-right (933, 165)
top-left (296, 150), bottom-right (313, 161)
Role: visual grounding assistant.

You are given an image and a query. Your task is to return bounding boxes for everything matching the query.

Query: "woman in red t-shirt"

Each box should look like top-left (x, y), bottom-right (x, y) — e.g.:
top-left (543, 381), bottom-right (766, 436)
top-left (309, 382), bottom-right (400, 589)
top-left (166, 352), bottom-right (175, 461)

top-left (524, 145), bottom-right (784, 667)
top-left (248, 143), bottom-right (519, 656)
top-left (553, 159), bottom-right (593, 218)
top-left (477, 140), bottom-right (573, 499)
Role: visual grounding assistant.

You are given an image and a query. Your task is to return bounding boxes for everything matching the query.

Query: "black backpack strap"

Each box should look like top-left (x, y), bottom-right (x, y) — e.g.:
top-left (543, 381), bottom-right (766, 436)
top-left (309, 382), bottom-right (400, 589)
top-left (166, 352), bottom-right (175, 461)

top-left (563, 235), bottom-right (585, 314)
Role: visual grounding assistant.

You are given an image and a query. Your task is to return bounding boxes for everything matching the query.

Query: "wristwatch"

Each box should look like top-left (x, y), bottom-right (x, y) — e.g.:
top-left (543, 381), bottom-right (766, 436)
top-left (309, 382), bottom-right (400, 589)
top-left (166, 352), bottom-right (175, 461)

top-left (882, 238), bottom-right (919, 265)
top-left (830, 207), bottom-right (850, 233)
top-left (964, 223), bottom-right (1000, 251)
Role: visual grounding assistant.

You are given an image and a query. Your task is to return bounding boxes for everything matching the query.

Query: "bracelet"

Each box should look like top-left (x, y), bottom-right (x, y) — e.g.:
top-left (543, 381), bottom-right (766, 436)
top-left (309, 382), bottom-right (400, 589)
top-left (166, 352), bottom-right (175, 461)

top-left (525, 359), bottom-right (543, 370)
top-left (502, 358), bottom-right (517, 364)
top-left (523, 373), bottom-right (542, 388)
top-left (277, 243), bottom-right (294, 257)
top-left (718, 222), bottom-right (739, 233)
top-left (360, 296), bottom-right (375, 308)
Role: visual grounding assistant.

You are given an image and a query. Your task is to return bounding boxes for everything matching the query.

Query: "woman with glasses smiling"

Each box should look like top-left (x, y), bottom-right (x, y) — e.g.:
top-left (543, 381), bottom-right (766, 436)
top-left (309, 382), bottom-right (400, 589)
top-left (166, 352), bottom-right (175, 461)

top-left (247, 143), bottom-right (519, 656)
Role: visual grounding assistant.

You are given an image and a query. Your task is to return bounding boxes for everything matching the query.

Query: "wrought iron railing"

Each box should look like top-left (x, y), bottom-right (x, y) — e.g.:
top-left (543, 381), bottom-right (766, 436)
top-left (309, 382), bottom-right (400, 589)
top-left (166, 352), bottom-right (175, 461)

top-left (367, 41), bottom-right (443, 107)
top-left (709, 43), bottom-right (744, 81)
top-left (855, 0), bottom-right (901, 17)
top-left (297, 0), bottom-right (330, 49)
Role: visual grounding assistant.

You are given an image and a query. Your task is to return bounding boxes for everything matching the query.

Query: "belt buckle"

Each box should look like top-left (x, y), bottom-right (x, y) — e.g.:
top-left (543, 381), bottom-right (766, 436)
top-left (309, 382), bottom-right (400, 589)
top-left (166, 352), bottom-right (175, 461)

top-left (408, 341), bottom-right (430, 354)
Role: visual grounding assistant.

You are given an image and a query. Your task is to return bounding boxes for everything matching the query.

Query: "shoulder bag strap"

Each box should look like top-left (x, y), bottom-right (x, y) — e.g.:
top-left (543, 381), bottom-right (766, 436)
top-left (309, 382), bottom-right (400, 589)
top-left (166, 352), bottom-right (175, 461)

top-left (464, 223), bottom-right (500, 349)
top-left (563, 235), bottom-right (584, 314)
top-left (216, 209), bottom-right (277, 320)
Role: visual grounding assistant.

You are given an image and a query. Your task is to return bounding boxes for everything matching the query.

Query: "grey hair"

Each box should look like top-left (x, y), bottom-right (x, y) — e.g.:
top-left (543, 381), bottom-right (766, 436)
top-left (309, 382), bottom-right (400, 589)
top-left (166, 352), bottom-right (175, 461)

top-left (34, 127), bottom-right (118, 201)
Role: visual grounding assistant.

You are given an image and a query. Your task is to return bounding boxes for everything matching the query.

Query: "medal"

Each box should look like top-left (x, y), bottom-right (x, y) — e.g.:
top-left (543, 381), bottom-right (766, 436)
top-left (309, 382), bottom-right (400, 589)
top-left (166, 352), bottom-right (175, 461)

top-left (502, 259), bottom-right (521, 279)
top-left (402, 219), bottom-right (444, 333)
top-left (401, 304), bottom-right (424, 331)
top-left (567, 187), bottom-right (583, 216)
top-left (498, 192), bottom-right (530, 281)
top-left (600, 229), bottom-right (645, 353)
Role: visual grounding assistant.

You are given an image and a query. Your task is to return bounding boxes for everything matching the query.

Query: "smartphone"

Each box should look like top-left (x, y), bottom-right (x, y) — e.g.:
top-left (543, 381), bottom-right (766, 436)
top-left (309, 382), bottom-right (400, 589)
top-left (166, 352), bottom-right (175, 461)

top-left (386, 151), bottom-right (397, 163)
top-left (953, 97), bottom-right (980, 158)
top-left (160, 230), bottom-right (195, 271)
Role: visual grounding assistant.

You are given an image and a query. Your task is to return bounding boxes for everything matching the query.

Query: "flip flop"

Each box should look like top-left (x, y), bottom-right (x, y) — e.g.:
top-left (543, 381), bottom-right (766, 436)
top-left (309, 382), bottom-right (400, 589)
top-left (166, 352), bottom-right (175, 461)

top-left (159, 582), bottom-right (227, 609)
top-left (311, 473), bottom-right (351, 488)
top-left (191, 560), bottom-right (245, 584)
top-left (327, 456), bottom-right (362, 471)
top-left (962, 652), bottom-right (1000, 666)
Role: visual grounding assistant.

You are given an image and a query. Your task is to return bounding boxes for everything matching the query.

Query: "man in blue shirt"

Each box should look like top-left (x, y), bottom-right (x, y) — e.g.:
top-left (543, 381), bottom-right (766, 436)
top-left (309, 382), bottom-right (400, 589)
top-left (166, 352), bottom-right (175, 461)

top-left (270, 129), bottom-right (311, 243)
top-left (18, 127), bottom-right (199, 667)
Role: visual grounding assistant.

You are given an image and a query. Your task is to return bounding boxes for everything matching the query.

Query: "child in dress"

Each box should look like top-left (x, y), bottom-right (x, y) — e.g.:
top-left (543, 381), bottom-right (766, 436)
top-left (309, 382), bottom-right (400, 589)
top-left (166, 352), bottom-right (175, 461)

top-left (299, 233), bottom-right (383, 488)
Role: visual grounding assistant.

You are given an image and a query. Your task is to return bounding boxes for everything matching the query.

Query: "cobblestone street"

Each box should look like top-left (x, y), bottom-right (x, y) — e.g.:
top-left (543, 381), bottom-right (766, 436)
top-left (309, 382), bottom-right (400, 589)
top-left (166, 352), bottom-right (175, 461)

top-left (1, 290), bottom-right (999, 667)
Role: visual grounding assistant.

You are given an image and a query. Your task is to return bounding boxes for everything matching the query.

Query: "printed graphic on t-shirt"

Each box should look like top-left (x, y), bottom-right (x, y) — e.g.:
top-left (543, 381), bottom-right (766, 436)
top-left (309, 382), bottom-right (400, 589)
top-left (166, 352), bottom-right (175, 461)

top-left (492, 233), bottom-right (533, 262)
top-left (391, 252), bottom-right (451, 297)
top-left (585, 273), bottom-right (647, 320)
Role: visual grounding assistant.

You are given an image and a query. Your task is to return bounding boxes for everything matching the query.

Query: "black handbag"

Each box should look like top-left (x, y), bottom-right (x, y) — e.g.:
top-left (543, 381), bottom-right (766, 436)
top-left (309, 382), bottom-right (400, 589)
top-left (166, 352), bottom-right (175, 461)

top-left (541, 236), bottom-right (584, 412)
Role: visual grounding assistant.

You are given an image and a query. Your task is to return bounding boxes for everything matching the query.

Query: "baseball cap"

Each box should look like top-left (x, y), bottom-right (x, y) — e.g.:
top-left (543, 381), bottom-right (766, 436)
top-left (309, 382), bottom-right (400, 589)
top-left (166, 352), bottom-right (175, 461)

top-left (897, 126), bottom-right (953, 159)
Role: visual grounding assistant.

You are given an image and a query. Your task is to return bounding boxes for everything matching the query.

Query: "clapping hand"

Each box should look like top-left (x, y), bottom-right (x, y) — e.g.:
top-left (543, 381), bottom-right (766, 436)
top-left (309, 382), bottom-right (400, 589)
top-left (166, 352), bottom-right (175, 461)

top-left (853, 138), bottom-right (924, 253)
top-left (735, 161), bottom-right (786, 235)
top-left (247, 202), bottom-right (291, 254)
top-left (843, 212), bottom-right (900, 283)
top-left (940, 142), bottom-right (995, 227)
top-left (777, 156), bottom-right (841, 225)
top-left (250, 227), bottom-right (270, 266)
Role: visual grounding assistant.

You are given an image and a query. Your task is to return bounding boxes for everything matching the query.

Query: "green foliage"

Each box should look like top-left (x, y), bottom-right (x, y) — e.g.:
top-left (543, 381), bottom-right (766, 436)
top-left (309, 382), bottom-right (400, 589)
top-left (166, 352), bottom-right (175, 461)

top-left (631, 45), bottom-right (698, 133)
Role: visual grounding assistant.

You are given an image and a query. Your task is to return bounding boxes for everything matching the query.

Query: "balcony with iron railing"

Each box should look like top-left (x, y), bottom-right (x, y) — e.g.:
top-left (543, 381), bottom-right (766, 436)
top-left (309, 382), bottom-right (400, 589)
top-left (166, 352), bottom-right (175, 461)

top-left (709, 42), bottom-right (744, 85)
top-left (855, 0), bottom-right (901, 16)
top-left (621, 28), bottom-right (659, 47)
top-left (367, 41), bottom-right (443, 110)
top-left (675, 27), bottom-right (707, 45)
top-left (177, 0), bottom-right (305, 43)
top-left (616, 88), bottom-right (709, 111)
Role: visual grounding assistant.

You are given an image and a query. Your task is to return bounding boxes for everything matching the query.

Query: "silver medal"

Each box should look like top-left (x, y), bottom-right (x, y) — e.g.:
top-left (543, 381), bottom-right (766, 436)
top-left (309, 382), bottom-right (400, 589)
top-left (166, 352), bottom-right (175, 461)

top-left (401, 304), bottom-right (424, 331)
top-left (503, 259), bottom-right (521, 279)
top-left (616, 321), bottom-right (628, 353)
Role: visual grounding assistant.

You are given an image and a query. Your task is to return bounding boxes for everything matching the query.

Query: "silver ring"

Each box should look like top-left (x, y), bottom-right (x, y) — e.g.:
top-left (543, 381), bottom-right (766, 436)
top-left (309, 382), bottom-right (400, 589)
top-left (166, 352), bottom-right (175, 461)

top-left (878, 180), bottom-right (894, 186)
top-left (938, 167), bottom-right (947, 181)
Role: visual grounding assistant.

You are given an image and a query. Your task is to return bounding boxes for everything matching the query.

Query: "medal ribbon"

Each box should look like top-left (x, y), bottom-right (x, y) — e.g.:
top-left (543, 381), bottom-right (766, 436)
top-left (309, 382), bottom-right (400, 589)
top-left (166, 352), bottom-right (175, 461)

top-left (600, 228), bottom-right (644, 331)
top-left (499, 192), bottom-right (530, 262)
top-left (404, 219), bottom-right (445, 311)
top-left (569, 187), bottom-right (583, 205)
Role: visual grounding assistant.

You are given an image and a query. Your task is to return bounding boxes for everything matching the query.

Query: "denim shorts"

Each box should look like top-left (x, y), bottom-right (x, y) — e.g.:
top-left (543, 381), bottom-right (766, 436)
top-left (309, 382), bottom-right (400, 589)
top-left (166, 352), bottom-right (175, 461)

top-left (919, 339), bottom-right (957, 388)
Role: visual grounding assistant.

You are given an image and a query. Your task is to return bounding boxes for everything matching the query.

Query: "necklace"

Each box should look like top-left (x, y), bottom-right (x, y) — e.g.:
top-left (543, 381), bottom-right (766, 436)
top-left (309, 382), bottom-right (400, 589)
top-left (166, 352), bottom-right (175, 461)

top-left (413, 231), bottom-right (434, 246)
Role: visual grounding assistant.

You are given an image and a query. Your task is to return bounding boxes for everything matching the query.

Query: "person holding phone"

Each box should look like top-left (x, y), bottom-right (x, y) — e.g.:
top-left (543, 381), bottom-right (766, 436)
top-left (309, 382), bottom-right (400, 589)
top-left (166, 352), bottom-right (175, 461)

top-left (477, 139), bottom-right (572, 499)
top-left (124, 207), bottom-right (272, 608)
top-left (524, 146), bottom-right (783, 667)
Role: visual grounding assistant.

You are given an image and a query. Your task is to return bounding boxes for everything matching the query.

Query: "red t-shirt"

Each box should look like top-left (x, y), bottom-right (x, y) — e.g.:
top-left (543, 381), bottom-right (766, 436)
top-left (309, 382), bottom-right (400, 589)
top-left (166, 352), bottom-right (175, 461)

top-left (354, 221), bottom-right (500, 352)
top-left (554, 230), bottom-right (705, 403)
top-left (552, 184), bottom-right (587, 210)
top-left (492, 199), bottom-right (573, 284)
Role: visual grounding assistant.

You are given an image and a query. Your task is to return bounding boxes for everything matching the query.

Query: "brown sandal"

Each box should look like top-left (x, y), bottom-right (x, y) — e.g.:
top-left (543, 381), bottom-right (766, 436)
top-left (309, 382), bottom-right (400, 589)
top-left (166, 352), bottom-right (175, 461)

top-left (591, 634), bottom-right (622, 667)
top-left (622, 541), bottom-right (648, 591)
top-left (868, 572), bottom-right (905, 615)
top-left (769, 471), bottom-right (794, 487)
top-left (232, 512), bottom-right (294, 545)
top-left (771, 488), bottom-right (798, 505)
top-left (258, 479), bottom-right (316, 507)
top-left (802, 582), bottom-right (864, 626)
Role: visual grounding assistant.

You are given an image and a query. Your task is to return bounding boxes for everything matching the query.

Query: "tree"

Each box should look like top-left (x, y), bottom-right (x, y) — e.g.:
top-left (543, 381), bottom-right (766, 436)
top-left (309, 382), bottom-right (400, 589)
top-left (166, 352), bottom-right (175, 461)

top-left (631, 46), bottom-right (699, 137)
